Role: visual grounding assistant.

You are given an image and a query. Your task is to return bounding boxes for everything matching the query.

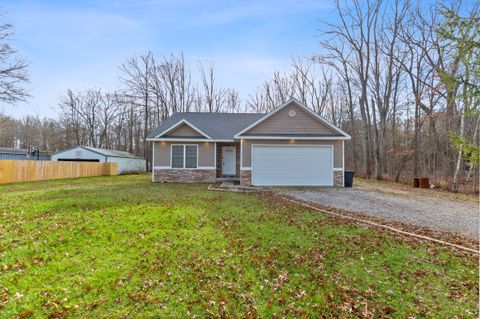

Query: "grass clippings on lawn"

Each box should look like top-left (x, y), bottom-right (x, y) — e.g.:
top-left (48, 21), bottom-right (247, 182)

top-left (0, 175), bottom-right (478, 318)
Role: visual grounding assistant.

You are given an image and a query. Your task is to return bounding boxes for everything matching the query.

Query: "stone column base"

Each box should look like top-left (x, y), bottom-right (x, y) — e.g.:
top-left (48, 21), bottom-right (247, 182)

top-left (240, 170), bottom-right (251, 186)
top-left (153, 169), bottom-right (216, 183)
top-left (334, 171), bottom-right (344, 187)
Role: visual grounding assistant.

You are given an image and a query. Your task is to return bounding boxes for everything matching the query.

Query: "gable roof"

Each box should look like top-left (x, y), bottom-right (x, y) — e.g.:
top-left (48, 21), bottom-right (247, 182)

top-left (234, 98), bottom-right (351, 139)
top-left (147, 98), bottom-right (351, 141)
top-left (53, 146), bottom-right (142, 159)
top-left (154, 119), bottom-right (213, 139)
top-left (147, 113), bottom-right (264, 140)
top-left (82, 146), bottom-right (141, 159)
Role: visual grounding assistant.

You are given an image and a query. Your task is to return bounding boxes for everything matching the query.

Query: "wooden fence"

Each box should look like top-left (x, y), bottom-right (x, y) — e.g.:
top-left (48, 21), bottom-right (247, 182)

top-left (0, 160), bottom-right (118, 184)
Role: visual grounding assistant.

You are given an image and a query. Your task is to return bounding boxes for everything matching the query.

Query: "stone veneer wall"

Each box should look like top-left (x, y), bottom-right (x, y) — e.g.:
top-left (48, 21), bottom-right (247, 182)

top-left (153, 169), bottom-right (216, 183)
top-left (240, 170), bottom-right (251, 186)
top-left (334, 171), bottom-right (344, 187)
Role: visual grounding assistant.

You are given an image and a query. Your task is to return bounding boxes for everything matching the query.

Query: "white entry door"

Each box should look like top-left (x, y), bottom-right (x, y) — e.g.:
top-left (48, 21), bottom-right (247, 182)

top-left (222, 146), bottom-right (236, 176)
top-left (252, 145), bottom-right (333, 186)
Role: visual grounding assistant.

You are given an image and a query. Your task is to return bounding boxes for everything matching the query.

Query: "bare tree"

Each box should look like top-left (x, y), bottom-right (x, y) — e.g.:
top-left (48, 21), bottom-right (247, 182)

top-left (198, 61), bottom-right (228, 112)
top-left (119, 51), bottom-right (155, 169)
top-left (0, 12), bottom-right (29, 105)
top-left (321, 0), bottom-right (384, 178)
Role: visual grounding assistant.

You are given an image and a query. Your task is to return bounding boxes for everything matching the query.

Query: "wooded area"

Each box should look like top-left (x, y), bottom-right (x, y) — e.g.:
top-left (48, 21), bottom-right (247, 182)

top-left (0, 0), bottom-right (478, 192)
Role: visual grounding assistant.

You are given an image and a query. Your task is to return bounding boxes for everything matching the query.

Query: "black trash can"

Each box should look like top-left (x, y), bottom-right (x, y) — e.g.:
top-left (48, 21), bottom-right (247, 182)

top-left (344, 170), bottom-right (355, 187)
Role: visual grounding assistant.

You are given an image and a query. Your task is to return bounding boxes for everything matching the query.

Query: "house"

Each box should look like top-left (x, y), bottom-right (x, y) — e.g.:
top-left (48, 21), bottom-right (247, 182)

top-left (0, 147), bottom-right (50, 161)
top-left (51, 146), bottom-right (146, 174)
top-left (147, 98), bottom-right (351, 186)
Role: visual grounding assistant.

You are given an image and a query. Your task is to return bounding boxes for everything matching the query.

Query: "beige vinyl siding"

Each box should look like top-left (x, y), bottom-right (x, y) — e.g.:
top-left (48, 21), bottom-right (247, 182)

top-left (242, 139), bottom-right (343, 168)
top-left (164, 124), bottom-right (203, 137)
top-left (154, 141), bottom-right (215, 167)
top-left (244, 103), bottom-right (337, 135)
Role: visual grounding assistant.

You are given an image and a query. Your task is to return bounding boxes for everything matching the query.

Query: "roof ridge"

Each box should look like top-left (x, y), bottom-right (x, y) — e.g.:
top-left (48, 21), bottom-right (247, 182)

top-left (174, 112), bottom-right (264, 115)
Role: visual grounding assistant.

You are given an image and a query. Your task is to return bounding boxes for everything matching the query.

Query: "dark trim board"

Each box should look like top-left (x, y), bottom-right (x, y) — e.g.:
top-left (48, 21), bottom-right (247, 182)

top-left (57, 159), bottom-right (100, 162)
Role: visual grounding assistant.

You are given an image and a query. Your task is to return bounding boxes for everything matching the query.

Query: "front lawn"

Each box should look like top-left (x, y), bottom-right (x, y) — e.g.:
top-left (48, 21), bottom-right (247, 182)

top-left (0, 175), bottom-right (477, 318)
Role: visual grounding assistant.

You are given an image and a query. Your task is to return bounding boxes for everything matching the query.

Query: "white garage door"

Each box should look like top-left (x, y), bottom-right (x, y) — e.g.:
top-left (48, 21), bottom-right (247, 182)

top-left (252, 145), bottom-right (333, 186)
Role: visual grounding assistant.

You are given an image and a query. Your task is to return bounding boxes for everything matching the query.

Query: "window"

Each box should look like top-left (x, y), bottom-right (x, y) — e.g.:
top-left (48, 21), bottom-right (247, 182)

top-left (185, 145), bottom-right (197, 168)
top-left (171, 145), bottom-right (184, 168)
top-left (171, 145), bottom-right (197, 169)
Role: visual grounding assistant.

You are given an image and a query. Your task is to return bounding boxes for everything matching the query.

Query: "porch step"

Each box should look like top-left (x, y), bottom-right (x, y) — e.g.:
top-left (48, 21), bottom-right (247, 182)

top-left (217, 176), bottom-right (240, 182)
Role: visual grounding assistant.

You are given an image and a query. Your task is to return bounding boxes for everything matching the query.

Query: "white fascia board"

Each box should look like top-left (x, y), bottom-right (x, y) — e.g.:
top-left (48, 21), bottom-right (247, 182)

top-left (234, 97), bottom-right (351, 139)
top-left (147, 138), bottom-right (233, 142)
top-left (238, 136), bottom-right (350, 140)
top-left (147, 138), bottom-right (212, 142)
top-left (154, 119), bottom-right (212, 139)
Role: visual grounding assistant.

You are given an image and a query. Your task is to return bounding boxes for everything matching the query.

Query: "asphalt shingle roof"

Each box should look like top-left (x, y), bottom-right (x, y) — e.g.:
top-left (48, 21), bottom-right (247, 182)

top-left (147, 112), bottom-right (265, 140)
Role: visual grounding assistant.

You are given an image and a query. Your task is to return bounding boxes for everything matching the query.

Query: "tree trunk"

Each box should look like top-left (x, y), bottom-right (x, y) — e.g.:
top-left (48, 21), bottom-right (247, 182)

top-left (359, 96), bottom-right (371, 178)
top-left (413, 99), bottom-right (420, 176)
top-left (371, 98), bottom-right (381, 180)
top-left (452, 111), bottom-right (465, 192)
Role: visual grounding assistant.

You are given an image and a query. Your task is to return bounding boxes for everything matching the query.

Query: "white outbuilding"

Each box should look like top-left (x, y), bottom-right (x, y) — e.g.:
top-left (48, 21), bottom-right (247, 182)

top-left (51, 146), bottom-right (146, 174)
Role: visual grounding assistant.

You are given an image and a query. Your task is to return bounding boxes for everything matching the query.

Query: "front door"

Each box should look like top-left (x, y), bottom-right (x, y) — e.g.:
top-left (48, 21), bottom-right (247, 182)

top-left (222, 146), bottom-right (236, 176)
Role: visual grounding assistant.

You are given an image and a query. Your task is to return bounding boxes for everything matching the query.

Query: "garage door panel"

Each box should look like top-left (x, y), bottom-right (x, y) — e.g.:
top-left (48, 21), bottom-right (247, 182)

top-left (252, 146), bottom-right (333, 186)
top-left (254, 158), bottom-right (327, 168)
top-left (255, 171), bottom-right (324, 185)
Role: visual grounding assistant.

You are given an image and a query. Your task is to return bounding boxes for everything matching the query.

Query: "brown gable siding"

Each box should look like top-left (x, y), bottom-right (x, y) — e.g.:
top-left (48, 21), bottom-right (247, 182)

top-left (154, 141), bottom-right (170, 166)
top-left (164, 123), bottom-right (203, 137)
top-left (153, 141), bottom-right (215, 167)
top-left (241, 139), bottom-right (343, 168)
top-left (243, 102), bottom-right (338, 135)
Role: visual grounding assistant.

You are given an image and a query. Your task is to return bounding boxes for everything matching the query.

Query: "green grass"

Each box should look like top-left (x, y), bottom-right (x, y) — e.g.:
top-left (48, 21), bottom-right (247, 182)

top-left (0, 175), bottom-right (477, 318)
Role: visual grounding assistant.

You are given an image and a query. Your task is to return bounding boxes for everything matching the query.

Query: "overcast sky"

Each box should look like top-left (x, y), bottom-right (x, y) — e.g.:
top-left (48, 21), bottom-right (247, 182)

top-left (1, 0), bottom-right (333, 119)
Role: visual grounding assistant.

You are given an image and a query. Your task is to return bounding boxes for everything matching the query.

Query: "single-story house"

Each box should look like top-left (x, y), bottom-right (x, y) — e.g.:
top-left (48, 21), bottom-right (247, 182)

top-left (0, 147), bottom-right (50, 161)
top-left (147, 98), bottom-right (351, 186)
top-left (51, 146), bottom-right (146, 174)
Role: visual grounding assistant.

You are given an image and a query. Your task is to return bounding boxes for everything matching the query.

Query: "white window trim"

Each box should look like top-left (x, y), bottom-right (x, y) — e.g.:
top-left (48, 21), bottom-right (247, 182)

top-left (170, 144), bottom-right (199, 169)
top-left (250, 144), bottom-right (335, 186)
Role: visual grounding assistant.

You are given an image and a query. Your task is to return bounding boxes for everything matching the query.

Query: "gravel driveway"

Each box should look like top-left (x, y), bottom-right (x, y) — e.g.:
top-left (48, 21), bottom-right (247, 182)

top-left (275, 181), bottom-right (479, 240)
